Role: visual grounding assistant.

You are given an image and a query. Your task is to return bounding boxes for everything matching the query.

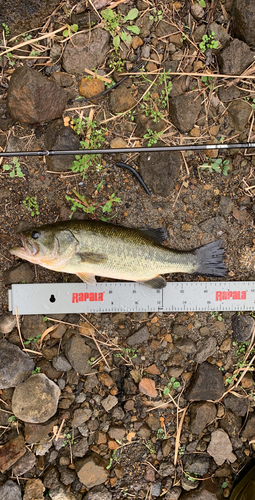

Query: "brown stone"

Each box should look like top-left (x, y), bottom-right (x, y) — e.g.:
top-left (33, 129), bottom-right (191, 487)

top-left (23, 478), bottom-right (45, 500)
top-left (79, 77), bottom-right (105, 104)
top-left (75, 452), bottom-right (108, 489)
top-left (132, 36), bottom-right (143, 49)
top-left (98, 372), bottom-right (114, 388)
top-left (0, 434), bottom-right (26, 472)
top-left (25, 418), bottom-right (58, 444)
top-left (139, 378), bottom-right (158, 398)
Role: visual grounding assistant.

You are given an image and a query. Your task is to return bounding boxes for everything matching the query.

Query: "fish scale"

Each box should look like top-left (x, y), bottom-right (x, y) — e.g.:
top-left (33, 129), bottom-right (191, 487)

top-left (8, 281), bottom-right (255, 315)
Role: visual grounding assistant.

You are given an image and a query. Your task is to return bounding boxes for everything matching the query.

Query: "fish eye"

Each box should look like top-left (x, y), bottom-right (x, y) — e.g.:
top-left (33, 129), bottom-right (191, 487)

top-left (31, 231), bottom-right (40, 239)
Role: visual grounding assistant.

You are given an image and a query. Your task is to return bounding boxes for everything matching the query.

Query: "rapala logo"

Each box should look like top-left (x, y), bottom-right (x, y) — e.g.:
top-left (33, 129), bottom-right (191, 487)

top-left (72, 292), bottom-right (105, 303)
top-left (216, 291), bottom-right (246, 301)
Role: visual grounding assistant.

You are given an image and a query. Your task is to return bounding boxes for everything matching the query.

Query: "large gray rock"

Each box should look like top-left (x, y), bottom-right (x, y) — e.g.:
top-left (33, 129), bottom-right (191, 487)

top-left (139, 147), bottom-right (181, 197)
top-left (7, 67), bottom-right (68, 124)
top-left (83, 485), bottom-right (112, 500)
top-left (0, 480), bottom-right (22, 500)
top-left (0, 339), bottom-right (35, 389)
top-left (217, 39), bottom-right (254, 76)
top-left (186, 362), bottom-right (225, 401)
top-left (62, 29), bottom-right (110, 74)
top-left (44, 119), bottom-right (80, 172)
top-left (64, 334), bottom-right (92, 375)
top-left (12, 373), bottom-right (60, 423)
top-left (231, 0), bottom-right (255, 46)
top-left (0, 0), bottom-right (59, 36)
top-left (207, 429), bottom-right (236, 465)
top-left (168, 92), bottom-right (203, 132)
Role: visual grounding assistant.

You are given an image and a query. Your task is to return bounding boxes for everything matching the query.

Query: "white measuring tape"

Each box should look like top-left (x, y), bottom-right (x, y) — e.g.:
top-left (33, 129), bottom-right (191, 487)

top-left (8, 281), bottom-right (255, 315)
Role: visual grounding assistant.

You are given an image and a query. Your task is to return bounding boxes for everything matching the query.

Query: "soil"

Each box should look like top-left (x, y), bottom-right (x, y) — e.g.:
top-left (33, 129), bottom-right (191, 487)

top-left (1, 0), bottom-right (255, 499)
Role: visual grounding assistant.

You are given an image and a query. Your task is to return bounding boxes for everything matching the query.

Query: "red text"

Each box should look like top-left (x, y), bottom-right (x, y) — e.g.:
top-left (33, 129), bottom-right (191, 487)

top-left (216, 291), bottom-right (247, 301)
top-left (72, 292), bottom-right (105, 303)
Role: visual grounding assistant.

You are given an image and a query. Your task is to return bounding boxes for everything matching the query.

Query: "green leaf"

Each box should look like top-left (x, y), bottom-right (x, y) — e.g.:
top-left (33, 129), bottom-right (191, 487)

top-left (71, 24), bottom-right (78, 32)
top-left (62, 29), bottom-right (69, 37)
top-left (10, 170), bottom-right (15, 178)
top-left (113, 35), bottom-right (120, 52)
top-left (198, 0), bottom-right (206, 7)
top-left (126, 25), bottom-right (140, 34)
top-left (102, 8), bottom-right (114, 21)
top-left (2, 164), bottom-right (10, 170)
top-left (124, 8), bottom-right (139, 21)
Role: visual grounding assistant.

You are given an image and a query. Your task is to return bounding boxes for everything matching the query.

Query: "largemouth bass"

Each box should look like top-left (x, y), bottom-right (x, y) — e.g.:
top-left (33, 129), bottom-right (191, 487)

top-left (9, 220), bottom-right (226, 288)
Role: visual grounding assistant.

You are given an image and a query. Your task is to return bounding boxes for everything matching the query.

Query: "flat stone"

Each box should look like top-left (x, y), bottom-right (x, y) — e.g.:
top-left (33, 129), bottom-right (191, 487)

top-left (62, 29), bottom-right (110, 74)
top-left (168, 92), bottom-right (203, 132)
top-left (75, 452), bottom-right (108, 489)
top-left (189, 402), bottom-right (217, 434)
top-left (64, 334), bottom-right (92, 375)
top-left (178, 486), bottom-right (219, 499)
top-left (0, 480), bottom-right (22, 500)
top-left (12, 449), bottom-right (36, 476)
top-left (0, 339), bottom-right (34, 388)
top-left (44, 119), bottom-right (80, 172)
top-left (43, 465), bottom-right (60, 489)
top-left (228, 100), bottom-right (251, 132)
top-left (52, 355), bottom-right (72, 372)
top-left (72, 437), bottom-right (89, 458)
top-left (175, 338), bottom-right (196, 355)
top-left (109, 84), bottom-right (137, 114)
top-left (12, 374), bottom-right (60, 423)
top-left (184, 455), bottom-right (209, 476)
top-left (219, 409), bottom-right (242, 437)
top-left (232, 314), bottom-right (254, 342)
top-left (101, 395), bottom-right (118, 412)
top-left (207, 429), bottom-right (236, 465)
top-left (0, 0), bottom-right (59, 36)
top-left (72, 408), bottom-right (92, 428)
top-left (50, 72), bottom-right (74, 87)
top-left (82, 485), bottom-right (113, 500)
top-left (217, 38), bottom-right (254, 75)
top-left (49, 486), bottom-right (76, 500)
top-left (195, 337), bottom-right (217, 364)
top-left (25, 418), bottom-right (58, 444)
top-left (134, 112), bottom-right (165, 137)
top-left (0, 434), bottom-right (26, 472)
top-left (3, 262), bottom-right (34, 285)
top-left (186, 362), bottom-right (225, 401)
top-left (7, 67), bottom-right (68, 124)
top-left (60, 468), bottom-right (76, 485)
top-left (20, 315), bottom-right (47, 340)
top-left (127, 326), bottom-right (150, 346)
top-left (79, 77), bottom-right (105, 103)
top-left (231, 0), bottom-right (255, 46)
top-left (242, 414), bottom-right (255, 440)
top-left (139, 147), bottom-right (181, 197)
top-left (0, 313), bottom-right (17, 334)
top-left (108, 426), bottom-right (126, 440)
top-left (23, 479), bottom-right (45, 500)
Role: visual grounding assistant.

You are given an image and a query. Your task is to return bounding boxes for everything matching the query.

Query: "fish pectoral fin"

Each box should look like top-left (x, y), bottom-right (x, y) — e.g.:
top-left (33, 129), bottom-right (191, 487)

top-left (76, 272), bottom-right (97, 284)
top-left (139, 275), bottom-right (167, 289)
top-left (76, 252), bottom-right (107, 264)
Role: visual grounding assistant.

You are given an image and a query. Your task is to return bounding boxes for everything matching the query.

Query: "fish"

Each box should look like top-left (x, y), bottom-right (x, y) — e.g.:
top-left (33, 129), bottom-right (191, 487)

top-left (9, 220), bottom-right (226, 289)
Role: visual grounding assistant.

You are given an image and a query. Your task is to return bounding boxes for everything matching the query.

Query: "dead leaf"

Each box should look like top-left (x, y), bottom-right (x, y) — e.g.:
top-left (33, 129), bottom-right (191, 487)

top-left (139, 378), bottom-right (158, 398)
top-left (78, 322), bottom-right (95, 336)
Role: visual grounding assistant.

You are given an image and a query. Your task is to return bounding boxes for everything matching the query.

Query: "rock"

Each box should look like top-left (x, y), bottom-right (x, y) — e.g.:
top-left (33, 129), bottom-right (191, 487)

top-left (151, 483), bottom-right (162, 496)
top-left (60, 468), bottom-right (76, 485)
top-left (168, 93), bottom-right (203, 132)
top-left (24, 418), bottom-right (58, 444)
top-left (72, 408), bottom-right (92, 428)
top-left (147, 415), bottom-right (161, 431)
top-left (232, 314), bottom-right (254, 342)
top-left (0, 434), bottom-right (26, 472)
top-left (190, 3), bottom-right (204, 20)
top-left (198, 216), bottom-right (227, 235)
top-left (219, 409), bottom-right (242, 437)
top-left (134, 112), bottom-right (165, 138)
top-left (179, 486), bottom-right (219, 499)
top-left (241, 414), bottom-right (255, 440)
top-left (49, 486), bottom-right (76, 500)
top-left (21, 315), bottom-right (47, 340)
top-left (50, 72), bottom-right (74, 87)
top-left (110, 138), bottom-right (127, 149)
top-left (52, 355), bottom-right (72, 372)
top-left (0, 101), bottom-right (14, 131)
top-left (79, 77), bottom-right (105, 103)
top-left (64, 334), bottom-right (92, 375)
top-left (231, 0), bottom-right (255, 46)
top-left (44, 119), bottom-right (80, 172)
top-left (136, 12), bottom-right (154, 38)
top-left (7, 67), bottom-right (68, 124)
top-left (228, 100), bottom-right (251, 132)
top-left (12, 449), bottom-right (36, 476)
top-left (0, 339), bottom-right (34, 388)
top-left (101, 395), bottom-right (118, 412)
top-left (207, 429), bottom-right (236, 465)
top-left (36, 359), bottom-right (62, 381)
top-left (43, 465), bottom-right (60, 489)
top-left (12, 373), bottom-right (60, 423)
top-left (189, 402), bottom-right (217, 434)
top-left (165, 487), bottom-right (182, 500)
top-left (83, 485), bottom-right (112, 500)
top-left (195, 337), bottom-right (217, 364)
top-left (0, 0), bottom-right (59, 35)
top-left (218, 195), bottom-right (234, 215)
top-left (139, 147), bottom-right (181, 197)
top-left (62, 29), bottom-right (110, 74)
top-left (0, 187), bottom-right (12, 200)
top-left (108, 426), bottom-right (126, 440)
top-left (209, 22), bottom-right (231, 48)
top-left (0, 480), bottom-right (22, 500)
top-left (181, 475), bottom-right (199, 491)
top-left (75, 452), bottom-right (108, 489)
top-left (3, 262), bottom-right (35, 285)
top-left (175, 338), bottom-right (196, 355)
top-left (217, 39), bottom-right (255, 75)
top-left (23, 479), bottom-right (45, 500)
top-left (35, 440), bottom-right (52, 456)
top-left (127, 326), bottom-right (150, 346)
top-left (73, 437), bottom-right (89, 458)
top-left (184, 455), bottom-right (209, 476)
top-left (139, 378), bottom-right (158, 397)
top-left (0, 313), bottom-right (16, 334)
top-left (109, 84), bottom-right (137, 114)
top-left (186, 362), bottom-right (225, 401)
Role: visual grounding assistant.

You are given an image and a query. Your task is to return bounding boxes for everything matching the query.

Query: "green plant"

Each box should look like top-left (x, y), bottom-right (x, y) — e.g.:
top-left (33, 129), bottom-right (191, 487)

top-left (157, 428), bottom-right (167, 439)
top-left (163, 377), bottom-right (181, 395)
top-left (65, 188), bottom-right (121, 221)
top-left (145, 440), bottom-right (156, 454)
top-left (87, 357), bottom-right (95, 366)
top-left (157, 69), bottom-right (173, 108)
top-left (178, 446), bottom-right (185, 456)
top-left (149, 8), bottom-right (163, 22)
top-left (22, 32), bottom-right (32, 41)
top-left (2, 23), bottom-right (10, 36)
top-left (210, 311), bottom-right (223, 321)
top-left (5, 52), bottom-right (15, 66)
top-left (29, 49), bottom-right (40, 57)
top-left (114, 347), bottom-right (138, 363)
top-left (70, 117), bottom-right (107, 179)
top-left (23, 333), bottom-right (43, 345)
top-left (23, 196), bottom-right (40, 217)
top-left (109, 56), bottom-right (124, 72)
top-left (2, 157), bottom-right (23, 177)
top-left (32, 367), bottom-right (41, 375)
top-left (198, 0), bottom-right (206, 7)
top-left (199, 31), bottom-right (219, 53)
top-left (186, 472), bottom-right (198, 482)
top-left (143, 129), bottom-right (164, 147)
top-left (101, 7), bottom-right (140, 52)
top-left (200, 158), bottom-right (230, 176)
top-left (8, 415), bottom-right (16, 423)
top-left (221, 482), bottom-right (228, 489)
top-left (62, 24), bottom-right (78, 37)
top-left (201, 75), bottom-right (214, 89)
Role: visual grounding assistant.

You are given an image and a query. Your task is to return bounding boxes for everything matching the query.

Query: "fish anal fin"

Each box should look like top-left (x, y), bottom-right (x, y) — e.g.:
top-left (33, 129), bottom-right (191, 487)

top-left (139, 275), bottom-right (167, 289)
top-left (139, 228), bottom-right (168, 245)
top-left (77, 252), bottom-right (107, 264)
top-left (77, 273), bottom-right (97, 284)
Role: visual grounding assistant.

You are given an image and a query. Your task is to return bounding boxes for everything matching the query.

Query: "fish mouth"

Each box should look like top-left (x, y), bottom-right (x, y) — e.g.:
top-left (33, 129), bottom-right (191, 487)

top-left (9, 234), bottom-right (38, 257)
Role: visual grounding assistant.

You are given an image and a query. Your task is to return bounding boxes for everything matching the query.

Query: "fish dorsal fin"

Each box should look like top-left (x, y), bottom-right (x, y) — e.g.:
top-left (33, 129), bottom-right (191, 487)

top-left (139, 275), bottom-right (167, 289)
top-left (138, 228), bottom-right (168, 245)
top-left (76, 273), bottom-right (97, 284)
top-left (76, 252), bottom-right (107, 264)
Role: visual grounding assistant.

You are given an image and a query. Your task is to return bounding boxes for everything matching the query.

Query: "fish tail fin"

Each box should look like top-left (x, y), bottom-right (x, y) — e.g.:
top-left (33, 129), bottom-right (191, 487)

top-left (195, 240), bottom-right (226, 277)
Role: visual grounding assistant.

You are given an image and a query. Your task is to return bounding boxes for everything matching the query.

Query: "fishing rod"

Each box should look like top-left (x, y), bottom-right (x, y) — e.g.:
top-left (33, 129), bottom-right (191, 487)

top-left (1, 142), bottom-right (255, 157)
